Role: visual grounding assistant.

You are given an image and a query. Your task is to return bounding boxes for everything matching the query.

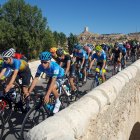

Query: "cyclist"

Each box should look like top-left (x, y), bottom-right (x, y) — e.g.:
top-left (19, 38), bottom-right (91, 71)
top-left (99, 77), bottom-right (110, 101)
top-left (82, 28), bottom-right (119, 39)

top-left (0, 55), bottom-right (14, 82)
top-left (136, 42), bottom-right (140, 59)
top-left (118, 43), bottom-right (127, 68)
top-left (111, 43), bottom-right (122, 72)
top-left (83, 44), bottom-right (93, 62)
top-left (131, 41), bottom-right (137, 62)
top-left (74, 45), bottom-right (88, 82)
top-left (125, 42), bottom-right (131, 59)
top-left (9, 48), bottom-right (28, 62)
top-left (49, 47), bottom-right (60, 62)
top-left (28, 51), bottom-right (64, 114)
top-left (88, 45), bottom-right (107, 82)
top-left (56, 48), bottom-right (77, 92)
top-left (0, 50), bottom-right (31, 106)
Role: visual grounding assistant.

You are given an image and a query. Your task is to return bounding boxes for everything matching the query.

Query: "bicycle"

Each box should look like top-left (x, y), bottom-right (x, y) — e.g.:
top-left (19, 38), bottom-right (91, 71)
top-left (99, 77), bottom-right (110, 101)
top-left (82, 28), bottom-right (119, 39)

top-left (90, 67), bottom-right (106, 90)
top-left (20, 78), bottom-right (70, 140)
top-left (60, 76), bottom-right (80, 103)
top-left (0, 81), bottom-right (21, 139)
top-left (0, 75), bottom-right (36, 139)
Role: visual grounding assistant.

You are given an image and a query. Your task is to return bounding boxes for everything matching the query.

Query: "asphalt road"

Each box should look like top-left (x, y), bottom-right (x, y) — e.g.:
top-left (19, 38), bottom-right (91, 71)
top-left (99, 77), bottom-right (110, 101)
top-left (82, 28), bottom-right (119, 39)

top-left (0, 60), bottom-right (132, 140)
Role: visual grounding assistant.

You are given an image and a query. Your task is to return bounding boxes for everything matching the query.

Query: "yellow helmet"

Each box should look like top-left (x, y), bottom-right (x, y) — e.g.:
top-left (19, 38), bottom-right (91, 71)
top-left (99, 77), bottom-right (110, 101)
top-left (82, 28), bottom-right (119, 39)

top-left (95, 45), bottom-right (102, 52)
top-left (50, 47), bottom-right (57, 53)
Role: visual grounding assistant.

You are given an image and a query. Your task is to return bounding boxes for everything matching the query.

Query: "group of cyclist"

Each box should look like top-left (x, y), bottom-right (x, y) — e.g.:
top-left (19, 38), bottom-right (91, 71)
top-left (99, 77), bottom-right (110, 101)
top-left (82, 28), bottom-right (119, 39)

top-left (0, 40), bottom-right (139, 114)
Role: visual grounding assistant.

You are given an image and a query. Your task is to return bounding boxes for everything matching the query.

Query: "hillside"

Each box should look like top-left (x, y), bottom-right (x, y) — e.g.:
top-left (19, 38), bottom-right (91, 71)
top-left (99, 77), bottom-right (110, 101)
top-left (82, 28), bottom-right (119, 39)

top-left (78, 28), bottom-right (140, 45)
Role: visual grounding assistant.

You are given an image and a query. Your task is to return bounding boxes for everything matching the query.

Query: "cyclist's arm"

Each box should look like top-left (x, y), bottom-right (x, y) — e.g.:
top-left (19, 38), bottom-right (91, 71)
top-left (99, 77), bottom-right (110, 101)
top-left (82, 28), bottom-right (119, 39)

top-left (0, 68), bottom-right (6, 79)
top-left (65, 61), bottom-right (70, 75)
top-left (45, 77), bottom-right (56, 97)
top-left (119, 52), bottom-right (122, 61)
top-left (102, 60), bottom-right (106, 69)
top-left (59, 62), bottom-right (63, 67)
top-left (89, 59), bottom-right (95, 70)
top-left (28, 77), bottom-right (39, 93)
top-left (81, 57), bottom-right (85, 67)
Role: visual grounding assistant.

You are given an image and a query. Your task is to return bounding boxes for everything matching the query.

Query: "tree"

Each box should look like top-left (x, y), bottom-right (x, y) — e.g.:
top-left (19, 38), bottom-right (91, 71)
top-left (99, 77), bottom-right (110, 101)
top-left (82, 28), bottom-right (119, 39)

top-left (59, 32), bottom-right (67, 48)
top-left (0, 0), bottom-right (47, 59)
top-left (67, 33), bottom-right (78, 54)
top-left (53, 31), bottom-right (60, 46)
top-left (43, 28), bottom-right (57, 51)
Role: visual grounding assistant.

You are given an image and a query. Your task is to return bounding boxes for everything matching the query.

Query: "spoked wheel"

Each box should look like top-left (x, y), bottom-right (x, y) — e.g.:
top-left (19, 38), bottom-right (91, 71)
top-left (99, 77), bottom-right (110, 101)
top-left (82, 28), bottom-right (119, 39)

top-left (0, 115), bottom-right (4, 140)
top-left (0, 96), bottom-right (12, 125)
top-left (90, 79), bottom-right (99, 90)
top-left (59, 94), bottom-right (69, 110)
top-left (20, 105), bottom-right (46, 140)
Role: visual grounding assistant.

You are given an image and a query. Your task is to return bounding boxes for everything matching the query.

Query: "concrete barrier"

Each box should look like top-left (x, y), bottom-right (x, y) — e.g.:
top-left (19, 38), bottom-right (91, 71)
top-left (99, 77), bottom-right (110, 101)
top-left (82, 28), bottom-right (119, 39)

top-left (27, 59), bottom-right (140, 140)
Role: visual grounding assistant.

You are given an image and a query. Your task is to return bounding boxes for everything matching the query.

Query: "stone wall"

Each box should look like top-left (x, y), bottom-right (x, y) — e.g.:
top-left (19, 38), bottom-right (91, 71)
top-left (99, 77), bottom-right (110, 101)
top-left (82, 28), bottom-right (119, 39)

top-left (27, 60), bottom-right (140, 140)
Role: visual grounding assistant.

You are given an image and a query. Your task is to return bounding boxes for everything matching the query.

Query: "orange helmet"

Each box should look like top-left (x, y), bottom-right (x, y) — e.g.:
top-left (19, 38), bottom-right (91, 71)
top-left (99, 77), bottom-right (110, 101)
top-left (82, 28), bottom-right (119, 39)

top-left (50, 47), bottom-right (57, 53)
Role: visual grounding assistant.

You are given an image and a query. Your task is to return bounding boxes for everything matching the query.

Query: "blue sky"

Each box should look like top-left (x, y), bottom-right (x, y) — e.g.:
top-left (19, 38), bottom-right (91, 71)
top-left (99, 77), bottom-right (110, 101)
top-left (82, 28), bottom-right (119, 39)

top-left (0, 0), bottom-right (140, 36)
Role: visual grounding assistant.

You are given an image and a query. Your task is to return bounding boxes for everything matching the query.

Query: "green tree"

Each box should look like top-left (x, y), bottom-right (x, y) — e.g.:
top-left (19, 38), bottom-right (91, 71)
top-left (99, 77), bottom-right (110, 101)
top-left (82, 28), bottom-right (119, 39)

top-left (59, 32), bottom-right (67, 48)
top-left (43, 28), bottom-right (57, 51)
top-left (53, 31), bottom-right (60, 46)
top-left (0, 0), bottom-right (47, 59)
top-left (67, 33), bottom-right (78, 54)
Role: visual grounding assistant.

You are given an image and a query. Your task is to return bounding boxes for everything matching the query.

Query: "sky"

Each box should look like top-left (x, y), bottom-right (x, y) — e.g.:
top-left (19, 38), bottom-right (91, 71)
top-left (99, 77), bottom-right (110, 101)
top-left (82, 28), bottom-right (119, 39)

top-left (0, 0), bottom-right (140, 36)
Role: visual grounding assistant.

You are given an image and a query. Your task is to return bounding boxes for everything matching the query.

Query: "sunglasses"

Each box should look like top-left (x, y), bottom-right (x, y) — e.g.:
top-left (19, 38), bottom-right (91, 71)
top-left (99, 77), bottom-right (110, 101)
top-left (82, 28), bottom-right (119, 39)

top-left (3, 57), bottom-right (9, 61)
top-left (41, 61), bottom-right (49, 64)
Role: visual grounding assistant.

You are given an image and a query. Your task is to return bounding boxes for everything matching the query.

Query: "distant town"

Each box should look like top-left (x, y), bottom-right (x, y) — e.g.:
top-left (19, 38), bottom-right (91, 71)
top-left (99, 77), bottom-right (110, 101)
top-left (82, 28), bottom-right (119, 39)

top-left (78, 27), bottom-right (140, 44)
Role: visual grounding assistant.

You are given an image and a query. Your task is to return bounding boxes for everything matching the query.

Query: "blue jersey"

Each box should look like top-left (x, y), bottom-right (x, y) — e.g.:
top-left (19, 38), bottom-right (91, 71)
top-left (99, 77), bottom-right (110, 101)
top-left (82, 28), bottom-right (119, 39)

top-left (74, 49), bottom-right (88, 59)
top-left (92, 51), bottom-right (107, 63)
top-left (119, 46), bottom-right (126, 53)
top-left (35, 61), bottom-right (65, 78)
top-left (2, 58), bottom-right (28, 72)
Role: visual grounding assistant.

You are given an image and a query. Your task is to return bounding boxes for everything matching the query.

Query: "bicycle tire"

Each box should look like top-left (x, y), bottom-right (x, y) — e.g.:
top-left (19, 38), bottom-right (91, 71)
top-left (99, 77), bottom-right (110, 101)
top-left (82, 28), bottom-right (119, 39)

top-left (59, 94), bottom-right (69, 110)
top-left (20, 105), bottom-right (46, 140)
top-left (0, 115), bottom-right (4, 140)
top-left (0, 96), bottom-right (12, 125)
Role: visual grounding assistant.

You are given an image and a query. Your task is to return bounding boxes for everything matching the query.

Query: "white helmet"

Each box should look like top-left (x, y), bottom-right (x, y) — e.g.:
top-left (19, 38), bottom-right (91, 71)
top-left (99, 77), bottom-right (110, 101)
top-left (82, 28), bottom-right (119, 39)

top-left (2, 50), bottom-right (13, 58)
top-left (9, 48), bottom-right (16, 53)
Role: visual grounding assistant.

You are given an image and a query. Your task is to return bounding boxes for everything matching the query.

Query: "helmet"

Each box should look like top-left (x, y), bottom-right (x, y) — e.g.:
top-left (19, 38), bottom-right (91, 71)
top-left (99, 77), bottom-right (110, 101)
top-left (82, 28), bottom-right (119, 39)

top-left (2, 50), bottom-right (13, 58)
top-left (50, 47), bottom-right (57, 53)
top-left (95, 45), bottom-right (102, 52)
top-left (9, 48), bottom-right (16, 54)
top-left (76, 45), bottom-right (82, 50)
top-left (56, 49), bottom-right (64, 57)
top-left (39, 51), bottom-right (52, 61)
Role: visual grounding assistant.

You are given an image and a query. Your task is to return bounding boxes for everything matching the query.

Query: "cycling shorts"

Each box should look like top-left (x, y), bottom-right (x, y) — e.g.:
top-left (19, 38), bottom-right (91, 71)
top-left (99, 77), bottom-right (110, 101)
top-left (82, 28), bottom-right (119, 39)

top-left (95, 67), bottom-right (106, 74)
top-left (16, 67), bottom-right (31, 87)
top-left (46, 76), bottom-right (65, 90)
top-left (76, 58), bottom-right (88, 69)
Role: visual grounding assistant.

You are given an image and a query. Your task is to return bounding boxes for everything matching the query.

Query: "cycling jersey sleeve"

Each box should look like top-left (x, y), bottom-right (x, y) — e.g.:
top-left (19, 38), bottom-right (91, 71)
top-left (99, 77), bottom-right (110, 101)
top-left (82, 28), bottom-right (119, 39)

top-left (102, 54), bottom-right (107, 61)
top-left (13, 59), bottom-right (21, 70)
top-left (91, 53), bottom-right (97, 60)
top-left (52, 65), bottom-right (59, 78)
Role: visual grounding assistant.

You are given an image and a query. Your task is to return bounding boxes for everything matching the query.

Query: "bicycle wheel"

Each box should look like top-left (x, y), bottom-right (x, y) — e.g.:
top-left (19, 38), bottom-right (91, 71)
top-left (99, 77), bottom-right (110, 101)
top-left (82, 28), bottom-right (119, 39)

top-left (0, 96), bottom-right (12, 125)
top-left (20, 105), bottom-right (46, 140)
top-left (59, 94), bottom-right (69, 110)
top-left (0, 115), bottom-right (4, 140)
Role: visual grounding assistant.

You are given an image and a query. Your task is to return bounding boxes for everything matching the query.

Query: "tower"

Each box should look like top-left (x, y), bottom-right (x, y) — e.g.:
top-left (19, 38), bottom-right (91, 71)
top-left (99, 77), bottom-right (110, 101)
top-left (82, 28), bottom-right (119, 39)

top-left (84, 27), bottom-right (89, 32)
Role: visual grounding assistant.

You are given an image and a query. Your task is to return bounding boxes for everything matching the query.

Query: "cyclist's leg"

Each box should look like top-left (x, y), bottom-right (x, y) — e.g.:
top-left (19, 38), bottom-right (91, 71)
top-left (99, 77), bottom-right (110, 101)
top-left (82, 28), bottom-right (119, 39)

top-left (20, 69), bottom-right (32, 112)
top-left (51, 78), bottom-right (64, 113)
top-left (69, 64), bottom-right (77, 91)
top-left (83, 59), bottom-right (88, 82)
top-left (21, 69), bottom-right (31, 97)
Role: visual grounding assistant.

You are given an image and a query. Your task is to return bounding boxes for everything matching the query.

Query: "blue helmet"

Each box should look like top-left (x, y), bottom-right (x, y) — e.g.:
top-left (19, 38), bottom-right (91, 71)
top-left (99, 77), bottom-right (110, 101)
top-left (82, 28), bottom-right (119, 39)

top-left (39, 51), bottom-right (52, 61)
top-left (76, 45), bottom-right (82, 50)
